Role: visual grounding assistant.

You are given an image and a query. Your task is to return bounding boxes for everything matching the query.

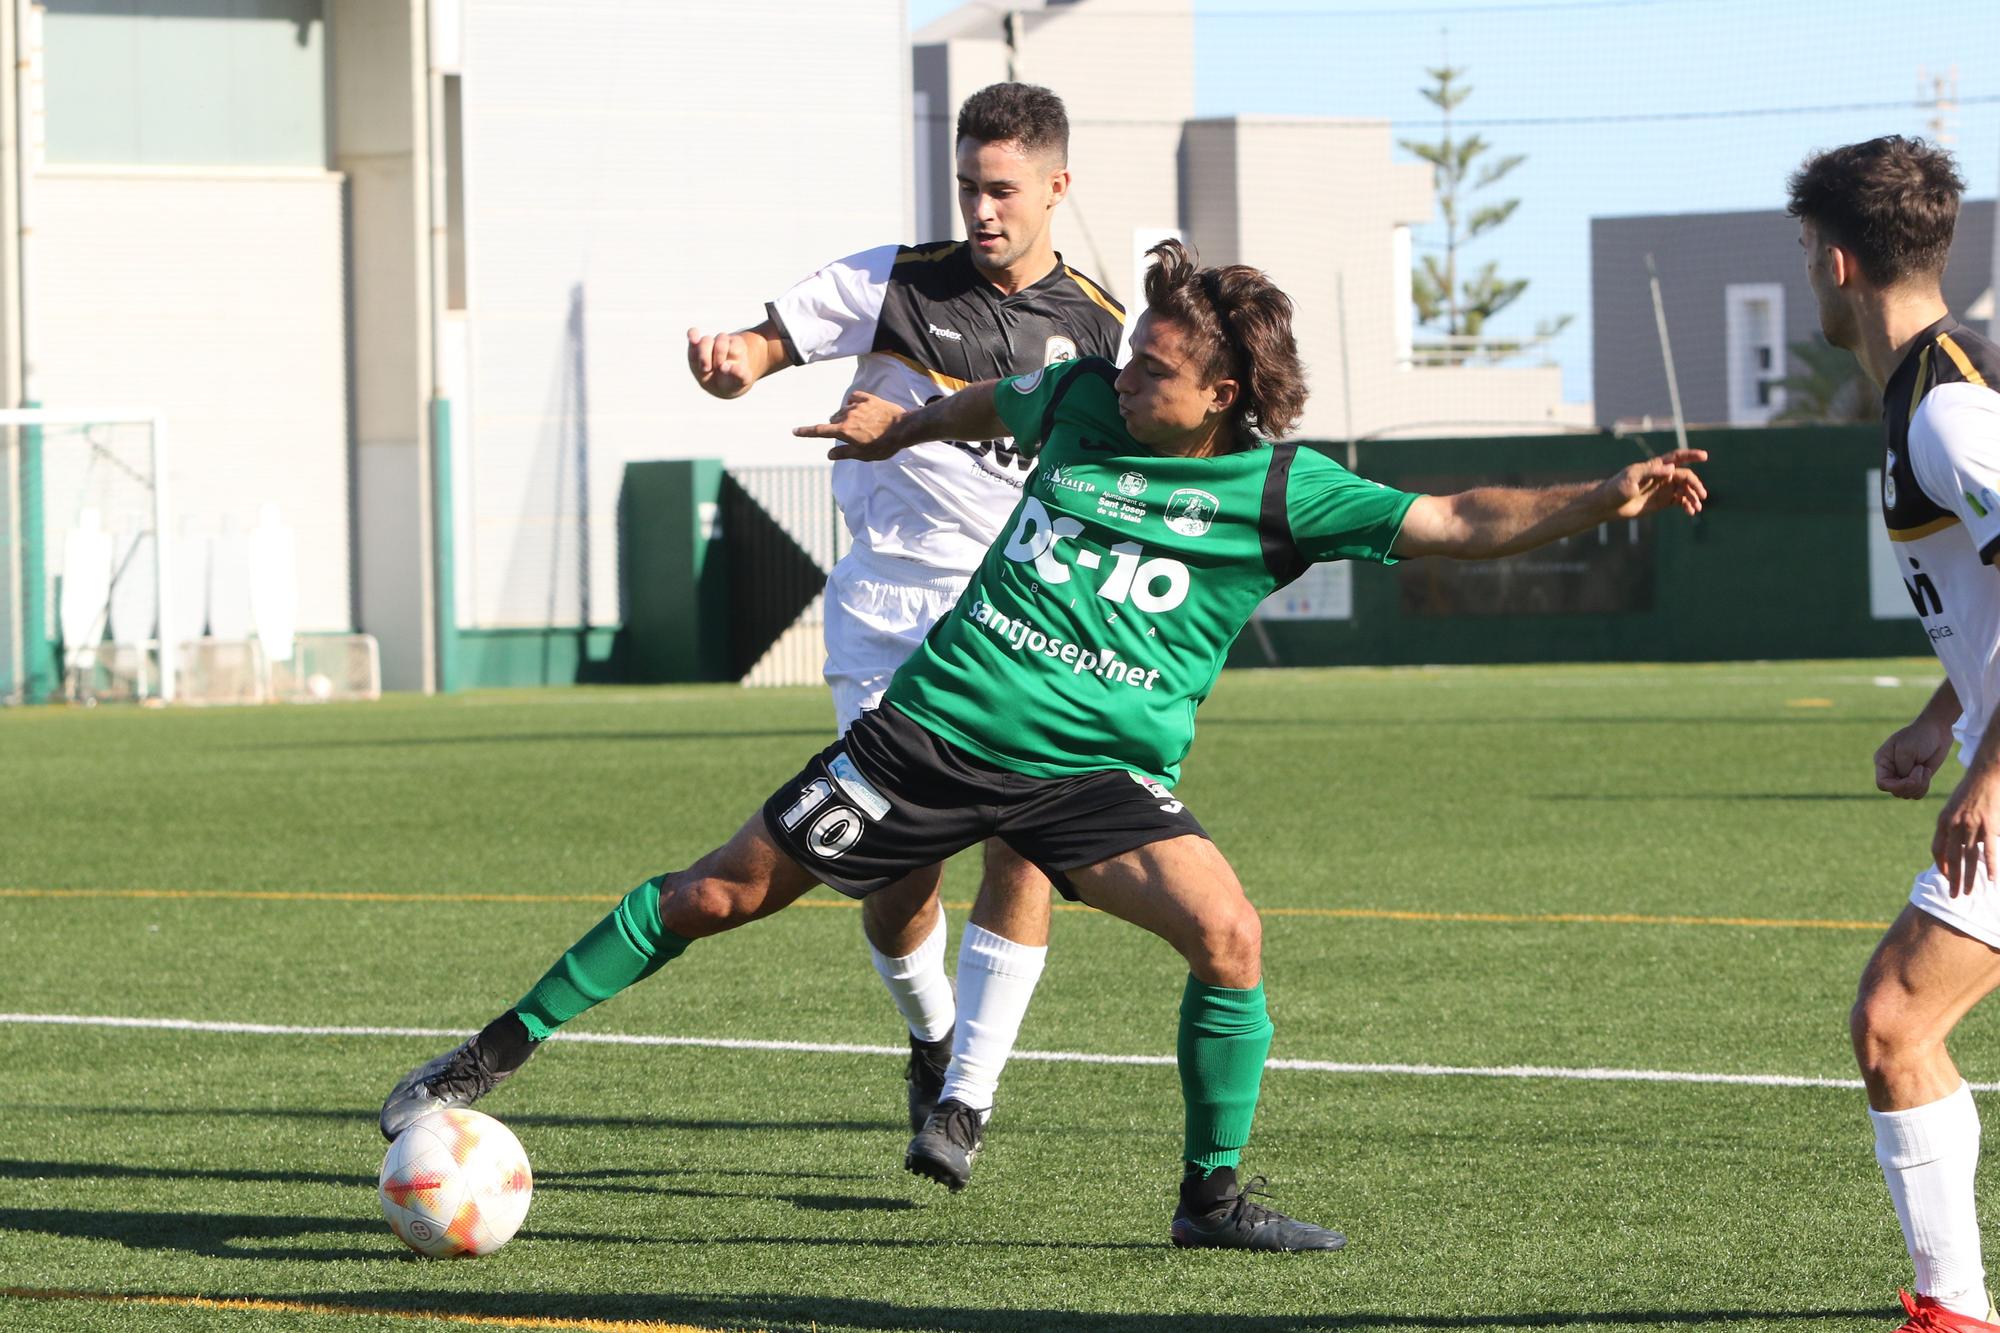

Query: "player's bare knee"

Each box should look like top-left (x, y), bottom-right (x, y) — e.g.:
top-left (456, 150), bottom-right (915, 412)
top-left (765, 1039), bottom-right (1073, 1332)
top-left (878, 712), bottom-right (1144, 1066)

top-left (1188, 903), bottom-right (1262, 983)
top-left (656, 871), bottom-right (756, 936)
top-left (1850, 985), bottom-right (1930, 1082)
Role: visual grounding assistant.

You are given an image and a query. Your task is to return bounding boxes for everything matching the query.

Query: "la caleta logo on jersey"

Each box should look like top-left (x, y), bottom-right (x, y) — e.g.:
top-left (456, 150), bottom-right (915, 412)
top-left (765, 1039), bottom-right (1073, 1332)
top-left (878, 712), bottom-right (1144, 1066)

top-left (1043, 465), bottom-right (1098, 495)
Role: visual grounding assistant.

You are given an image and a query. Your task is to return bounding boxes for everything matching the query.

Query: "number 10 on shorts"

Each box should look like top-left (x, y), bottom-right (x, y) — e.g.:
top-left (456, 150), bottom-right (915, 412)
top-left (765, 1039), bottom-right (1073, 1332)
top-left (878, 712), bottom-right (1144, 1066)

top-left (778, 779), bottom-right (865, 859)
top-left (779, 750), bottom-right (890, 861)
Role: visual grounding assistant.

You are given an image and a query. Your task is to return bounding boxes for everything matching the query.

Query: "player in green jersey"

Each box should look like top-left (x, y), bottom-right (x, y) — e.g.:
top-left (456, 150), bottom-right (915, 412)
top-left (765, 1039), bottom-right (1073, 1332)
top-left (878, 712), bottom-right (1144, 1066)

top-left (802, 237), bottom-right (1707, 1229)
top-left (381, 240), bottom-right (1705, 1251)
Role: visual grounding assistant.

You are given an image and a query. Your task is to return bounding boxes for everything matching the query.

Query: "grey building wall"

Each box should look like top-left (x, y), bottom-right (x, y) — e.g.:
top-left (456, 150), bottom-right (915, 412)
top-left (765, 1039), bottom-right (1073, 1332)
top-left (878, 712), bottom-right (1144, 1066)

top-left (1178, 120), bottom-right (1239, 269)
top-left (1591, 202), bottom-right (1996, 428)
top-left (911, 42), bottom-right (953, 241)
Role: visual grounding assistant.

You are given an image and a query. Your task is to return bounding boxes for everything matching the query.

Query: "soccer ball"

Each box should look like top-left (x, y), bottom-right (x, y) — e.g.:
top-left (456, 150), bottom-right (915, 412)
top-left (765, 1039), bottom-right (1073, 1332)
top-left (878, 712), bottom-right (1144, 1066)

top-left (378, 1108), bottom-right (533, 1257)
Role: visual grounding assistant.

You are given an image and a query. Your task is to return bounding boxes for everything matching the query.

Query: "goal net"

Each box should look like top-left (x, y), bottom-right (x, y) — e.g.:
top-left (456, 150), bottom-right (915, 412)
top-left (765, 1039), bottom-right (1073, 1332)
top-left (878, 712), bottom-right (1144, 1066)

top-left (1, 409), bottom-right (176, 704)
top-left (2, 412), bottom-right (383, 706)
top-left (175, 631), bottom-right (383, 706)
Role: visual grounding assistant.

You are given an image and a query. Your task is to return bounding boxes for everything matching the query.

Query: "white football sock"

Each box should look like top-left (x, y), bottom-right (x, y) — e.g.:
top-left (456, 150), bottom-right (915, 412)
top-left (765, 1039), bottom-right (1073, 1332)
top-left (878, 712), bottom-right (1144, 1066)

top-left (1872, 1081), bottom-right (1988, 1317)
top-left (869, 902), bottom-right (955, 1043)
top-left (938, 923), bottom-right (1047, 1115)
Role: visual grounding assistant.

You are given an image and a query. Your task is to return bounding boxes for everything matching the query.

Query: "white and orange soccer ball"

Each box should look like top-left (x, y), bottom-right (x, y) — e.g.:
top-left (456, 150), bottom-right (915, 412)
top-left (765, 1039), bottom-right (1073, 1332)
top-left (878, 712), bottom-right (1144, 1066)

top-left (377, 1108), bottom-right (533, 1257)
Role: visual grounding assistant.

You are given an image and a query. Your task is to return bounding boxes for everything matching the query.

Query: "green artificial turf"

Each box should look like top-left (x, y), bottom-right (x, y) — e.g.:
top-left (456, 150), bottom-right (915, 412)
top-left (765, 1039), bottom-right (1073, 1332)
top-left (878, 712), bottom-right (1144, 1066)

top-left (0, 660), bottom-right (1981, 1331)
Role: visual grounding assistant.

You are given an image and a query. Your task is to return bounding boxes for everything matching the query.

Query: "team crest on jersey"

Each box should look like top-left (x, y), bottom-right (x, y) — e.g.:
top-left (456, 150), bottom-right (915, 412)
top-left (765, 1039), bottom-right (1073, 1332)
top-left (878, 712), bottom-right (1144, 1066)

top-left (1164, 488), bottom-right (1220, 536)
top-left (1884, 451), bottom-right (1898, 508)
top-left (1118, 472), bottom-right (1148, 497)
top-left (1013, 367), bottom-right (1045, 394)
top-left (1045, 335), bottom-right (1078, 364)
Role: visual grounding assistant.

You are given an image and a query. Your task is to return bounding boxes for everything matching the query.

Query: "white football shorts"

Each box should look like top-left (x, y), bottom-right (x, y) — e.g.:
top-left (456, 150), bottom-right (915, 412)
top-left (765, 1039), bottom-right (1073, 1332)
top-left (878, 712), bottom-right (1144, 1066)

top-left (824, 548), bottom-right (971, 733)
top-left (1909, 861), bottom-right (2000, 951)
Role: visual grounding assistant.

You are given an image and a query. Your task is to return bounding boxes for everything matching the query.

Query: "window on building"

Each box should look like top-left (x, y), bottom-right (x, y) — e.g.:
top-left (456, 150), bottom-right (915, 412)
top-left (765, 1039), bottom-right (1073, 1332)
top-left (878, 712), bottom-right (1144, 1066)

top-left (43, 0), bottom-right (327, 168)
top-left (1724, 282), bottom-right (1786, 426)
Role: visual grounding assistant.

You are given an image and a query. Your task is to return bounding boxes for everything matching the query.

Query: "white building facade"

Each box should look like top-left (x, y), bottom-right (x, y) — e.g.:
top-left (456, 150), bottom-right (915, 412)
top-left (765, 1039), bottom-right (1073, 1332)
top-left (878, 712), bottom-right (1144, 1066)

top-left (2, 0), bottom-right (1589, 701)
top-left (2, 0), bottom-right (913, 698)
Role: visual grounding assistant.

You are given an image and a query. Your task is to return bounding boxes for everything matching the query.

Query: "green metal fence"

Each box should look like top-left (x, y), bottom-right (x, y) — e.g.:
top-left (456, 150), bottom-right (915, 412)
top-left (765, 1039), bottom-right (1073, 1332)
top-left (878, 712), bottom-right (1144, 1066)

top-left (1236, 424), bottom-right (1913, 669)
top-left (614, 425), bottom-right (1914, 687)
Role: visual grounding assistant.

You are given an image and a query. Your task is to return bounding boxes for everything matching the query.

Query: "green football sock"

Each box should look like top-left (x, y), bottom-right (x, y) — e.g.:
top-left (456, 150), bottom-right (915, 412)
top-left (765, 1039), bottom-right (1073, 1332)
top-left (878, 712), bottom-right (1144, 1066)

top-left (1178, 976), bottom-right (1272, 1174)
top-left (512, 877), bottom-right (690, 1041)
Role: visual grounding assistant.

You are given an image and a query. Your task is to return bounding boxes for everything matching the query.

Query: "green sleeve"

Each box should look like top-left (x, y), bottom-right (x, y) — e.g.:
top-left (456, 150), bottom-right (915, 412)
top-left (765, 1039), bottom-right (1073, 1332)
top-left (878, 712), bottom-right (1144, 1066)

top-left (1287, 447), bottom-right (1422, 565)
top-left (990, 358), bottom-right (1090, 457)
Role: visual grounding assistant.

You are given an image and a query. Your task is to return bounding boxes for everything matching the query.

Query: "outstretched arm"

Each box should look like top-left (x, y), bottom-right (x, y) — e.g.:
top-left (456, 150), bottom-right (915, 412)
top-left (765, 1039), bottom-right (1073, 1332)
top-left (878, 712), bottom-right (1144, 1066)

top-left (794, 381), bottom-right (1007, 462)
top-left (1392, 449), bottom-right (1708, 559)
top-left (686, 318), bottom-right (794, 400)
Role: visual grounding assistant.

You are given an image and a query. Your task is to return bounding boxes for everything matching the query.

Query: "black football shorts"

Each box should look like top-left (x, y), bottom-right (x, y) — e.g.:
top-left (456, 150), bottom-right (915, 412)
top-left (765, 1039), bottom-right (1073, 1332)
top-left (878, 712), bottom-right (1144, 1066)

top-left (760, 703), bottom-right (1208, 900)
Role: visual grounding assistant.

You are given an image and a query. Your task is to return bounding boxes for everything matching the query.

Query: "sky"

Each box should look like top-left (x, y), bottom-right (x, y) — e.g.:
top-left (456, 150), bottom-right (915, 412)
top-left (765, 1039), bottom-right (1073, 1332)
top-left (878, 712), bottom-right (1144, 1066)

top-left (908, 0), bottom-right (2000, 404)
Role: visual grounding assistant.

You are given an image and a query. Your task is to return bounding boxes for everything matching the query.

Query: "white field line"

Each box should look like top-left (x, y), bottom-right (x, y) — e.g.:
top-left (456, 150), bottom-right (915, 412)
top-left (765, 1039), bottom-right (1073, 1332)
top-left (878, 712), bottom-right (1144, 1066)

top-left (0, 1011), bottom-right (1940, 1093)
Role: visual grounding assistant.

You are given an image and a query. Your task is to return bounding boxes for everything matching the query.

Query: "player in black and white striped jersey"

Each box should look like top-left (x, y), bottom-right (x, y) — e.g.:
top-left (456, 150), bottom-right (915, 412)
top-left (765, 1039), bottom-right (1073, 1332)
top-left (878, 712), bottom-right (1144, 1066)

top-left (1796, 136), bottom-right (2000, 1333)
top-left (685, 84), bottom-right (1124, 1139)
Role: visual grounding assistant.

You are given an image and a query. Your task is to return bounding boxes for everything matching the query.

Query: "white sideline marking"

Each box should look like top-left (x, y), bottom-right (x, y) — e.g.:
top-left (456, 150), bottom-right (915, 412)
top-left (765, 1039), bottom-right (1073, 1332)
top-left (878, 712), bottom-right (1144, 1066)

top-left (0, 1011), bottom-right (1946, 1092)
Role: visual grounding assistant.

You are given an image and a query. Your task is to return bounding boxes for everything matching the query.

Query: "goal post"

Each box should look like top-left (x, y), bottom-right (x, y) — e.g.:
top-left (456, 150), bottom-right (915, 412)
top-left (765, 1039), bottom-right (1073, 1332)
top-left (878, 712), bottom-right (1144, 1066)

top-left (2, 408), bottom-right (174, 704)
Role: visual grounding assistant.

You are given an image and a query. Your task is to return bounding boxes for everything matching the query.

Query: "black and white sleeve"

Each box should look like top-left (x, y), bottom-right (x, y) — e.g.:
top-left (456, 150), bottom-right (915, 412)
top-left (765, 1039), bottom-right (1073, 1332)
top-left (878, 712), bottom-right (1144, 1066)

top-left (765, 245), bottom-right (897, 367)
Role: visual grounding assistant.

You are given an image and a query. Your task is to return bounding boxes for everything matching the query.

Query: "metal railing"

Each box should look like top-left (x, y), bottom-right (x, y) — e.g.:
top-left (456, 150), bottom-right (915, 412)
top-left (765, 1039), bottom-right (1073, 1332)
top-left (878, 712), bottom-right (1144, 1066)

top-left (1402, 333), bottom-right (1558, 367)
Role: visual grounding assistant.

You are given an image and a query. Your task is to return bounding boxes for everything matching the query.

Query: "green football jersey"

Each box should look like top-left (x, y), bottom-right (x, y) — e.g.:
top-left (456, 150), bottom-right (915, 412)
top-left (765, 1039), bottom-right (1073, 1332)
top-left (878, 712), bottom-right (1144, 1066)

top-left (883, 357), bottom-right (1419, 786)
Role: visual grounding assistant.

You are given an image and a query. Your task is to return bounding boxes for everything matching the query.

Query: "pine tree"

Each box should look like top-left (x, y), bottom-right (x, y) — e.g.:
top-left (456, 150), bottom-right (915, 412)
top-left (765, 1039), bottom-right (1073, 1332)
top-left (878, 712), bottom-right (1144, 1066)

top-left (1399, 65), bottom-right (1567, 362)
